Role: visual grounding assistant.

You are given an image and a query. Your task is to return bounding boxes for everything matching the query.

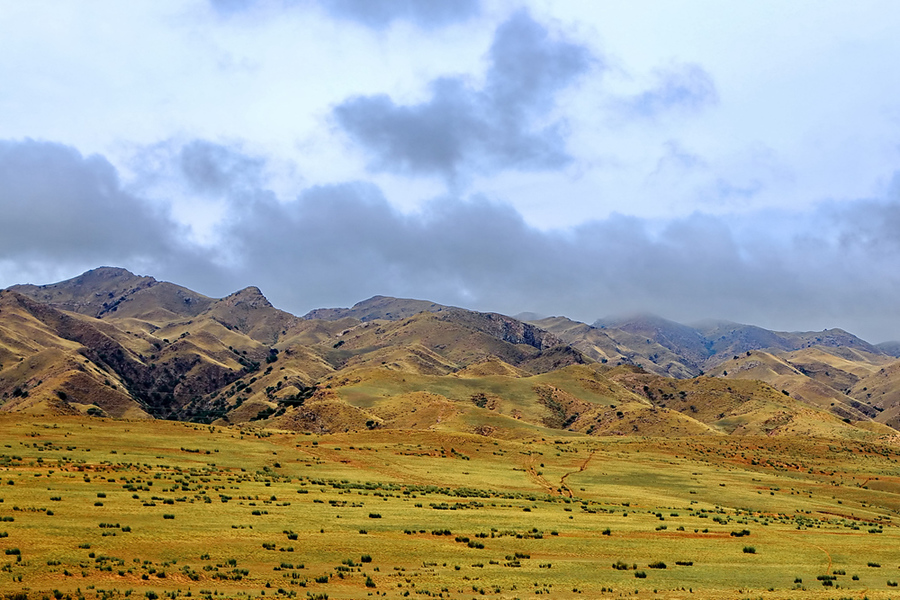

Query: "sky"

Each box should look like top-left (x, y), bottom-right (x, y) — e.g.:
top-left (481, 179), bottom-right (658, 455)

top-left (1, 1), bottom-right (900, 342)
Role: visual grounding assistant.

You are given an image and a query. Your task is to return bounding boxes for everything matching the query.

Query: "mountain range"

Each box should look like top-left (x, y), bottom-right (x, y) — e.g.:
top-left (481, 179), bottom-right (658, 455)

top-left (2, 267), bottom-right (899, 440)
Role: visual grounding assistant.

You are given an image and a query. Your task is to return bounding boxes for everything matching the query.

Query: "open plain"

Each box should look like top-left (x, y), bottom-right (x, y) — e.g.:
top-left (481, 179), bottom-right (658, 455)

top-left (2, 414), bottom-right (900, 600)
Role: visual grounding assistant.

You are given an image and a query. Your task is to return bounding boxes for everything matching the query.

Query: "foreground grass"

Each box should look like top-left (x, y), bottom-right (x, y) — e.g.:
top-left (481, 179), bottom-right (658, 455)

top-left (0, 415), bottom-right (899, 599)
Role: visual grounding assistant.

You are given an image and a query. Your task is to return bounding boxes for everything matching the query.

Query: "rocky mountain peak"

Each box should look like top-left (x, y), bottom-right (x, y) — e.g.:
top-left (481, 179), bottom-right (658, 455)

top-left (220, 286), bottom-right (273, 309)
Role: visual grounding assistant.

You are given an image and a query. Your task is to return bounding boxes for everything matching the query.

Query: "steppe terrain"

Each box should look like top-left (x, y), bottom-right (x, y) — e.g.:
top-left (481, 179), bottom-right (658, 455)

top-left (2, 414), bottom-right (900, 599)
top-left (1, 267), bottom-right (900, 599)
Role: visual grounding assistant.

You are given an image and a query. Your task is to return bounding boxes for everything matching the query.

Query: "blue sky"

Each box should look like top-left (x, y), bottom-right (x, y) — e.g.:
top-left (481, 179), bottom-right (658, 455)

top-left (1, 0), bottom-right (900, 341)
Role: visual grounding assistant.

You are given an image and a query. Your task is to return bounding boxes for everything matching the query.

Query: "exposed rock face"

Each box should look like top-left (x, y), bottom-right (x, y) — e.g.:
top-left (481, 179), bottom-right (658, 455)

top-left (219, 286), bottom-right (274, 310)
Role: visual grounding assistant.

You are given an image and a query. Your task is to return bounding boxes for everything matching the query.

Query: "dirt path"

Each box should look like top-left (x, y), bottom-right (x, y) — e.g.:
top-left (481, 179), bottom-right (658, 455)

top-left (799, 540), bottom-right (832, 574)
top-left (525, 455), bottom-right (558, 496)
top-left (559, 450), bottom-right (597, 498)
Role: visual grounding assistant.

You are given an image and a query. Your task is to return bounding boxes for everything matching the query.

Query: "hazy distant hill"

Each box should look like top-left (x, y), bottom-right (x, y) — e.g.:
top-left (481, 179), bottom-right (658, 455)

top-left (530, 312), bottom-right (889, 378)
top-left (877, 341), bottom-right (900, 357)
top-left (2, 267), bottom-right (898, 442)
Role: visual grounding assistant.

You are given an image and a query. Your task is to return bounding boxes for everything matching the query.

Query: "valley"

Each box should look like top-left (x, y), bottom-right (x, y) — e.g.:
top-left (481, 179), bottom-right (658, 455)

top-left (1, 267), bottom-right (900, 599)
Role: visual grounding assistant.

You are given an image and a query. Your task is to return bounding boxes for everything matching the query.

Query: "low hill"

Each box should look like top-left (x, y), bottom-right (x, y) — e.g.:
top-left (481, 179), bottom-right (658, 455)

top-left (850, 360), bottom-right (900, 429)
top-left (705, 350), bottom-right (884, 422)
top-left (0, 290), bottom-right (150, 418)
top-left (607, 366), bottom-right (878, 439)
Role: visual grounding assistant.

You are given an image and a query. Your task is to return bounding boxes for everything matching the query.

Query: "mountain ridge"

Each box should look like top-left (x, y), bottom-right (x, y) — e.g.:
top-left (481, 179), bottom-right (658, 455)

top-left (2, 267), bottom-right (899, 440)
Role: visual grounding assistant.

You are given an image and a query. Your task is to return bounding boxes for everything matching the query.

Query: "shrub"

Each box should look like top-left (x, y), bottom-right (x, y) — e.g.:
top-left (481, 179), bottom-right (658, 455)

top-left (360, 555), bottom-right (372, 563)
top-left (365, 576), bottom-right (376, 588)
top-left (648, 561), bottom-right (666, 569)
top-left (743, 546), bottom-right (756, 554)
top-left (368, 513), bottom-right (382, 519)
top-left (163, 514), bottom-right (175, 519)
top-left (634, 571), bottom-right (647, 578)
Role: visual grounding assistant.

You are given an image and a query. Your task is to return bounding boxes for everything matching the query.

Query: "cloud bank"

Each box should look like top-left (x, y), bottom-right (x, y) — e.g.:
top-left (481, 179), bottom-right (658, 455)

top-left (333, 10), bottom-right (594, 181)
top-left (2, 137), bottom-right (900, 343)
top-left (209, 0), bottom-right (479, 29)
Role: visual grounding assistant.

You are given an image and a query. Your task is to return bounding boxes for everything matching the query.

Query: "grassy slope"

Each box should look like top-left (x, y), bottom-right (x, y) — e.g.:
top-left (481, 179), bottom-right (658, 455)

top-left (851, 359), bottom-right (900, 429)
top-left (2, 414), bottom-right (900, 599)
top-left (708, 350), bottom-right (883, 423)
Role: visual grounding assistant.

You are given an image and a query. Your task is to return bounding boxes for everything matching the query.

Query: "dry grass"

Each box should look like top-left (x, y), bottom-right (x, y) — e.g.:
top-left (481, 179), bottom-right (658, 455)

top-left (1, 414), bottom-right (899, 599)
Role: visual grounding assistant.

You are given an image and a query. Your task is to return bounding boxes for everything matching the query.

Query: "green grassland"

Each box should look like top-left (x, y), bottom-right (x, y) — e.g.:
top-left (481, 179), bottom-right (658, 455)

top-left (1, 415), bottom-right (900, 600)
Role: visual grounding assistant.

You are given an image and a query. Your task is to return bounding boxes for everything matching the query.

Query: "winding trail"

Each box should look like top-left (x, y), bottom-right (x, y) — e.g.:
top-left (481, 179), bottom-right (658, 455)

top-left (525, 455), bottom-right (557, 496)
top-left (803, 540), bottom-right (833, 574)
top-left (560, 450), bottom-right (597, 498)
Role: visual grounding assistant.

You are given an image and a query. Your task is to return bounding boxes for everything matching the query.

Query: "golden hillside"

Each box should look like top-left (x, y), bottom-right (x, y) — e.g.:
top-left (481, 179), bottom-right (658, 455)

top-left (2, 267), bottom-right (898, 444)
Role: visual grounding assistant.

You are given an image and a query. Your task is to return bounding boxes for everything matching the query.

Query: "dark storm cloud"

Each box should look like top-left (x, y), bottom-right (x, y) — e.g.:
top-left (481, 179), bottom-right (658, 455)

top-left (0, 140), bottom-right (183, 265)
top-left (625, 63), bottom-right (718, 117)
top-left (208, 0), bottom-right (479, 28)
top-left (203, 159), bottom-right (900, 341)
top-left (332, 10), bottom-right (594, 180)
top-left (0, 139), bottom-right (223, 292)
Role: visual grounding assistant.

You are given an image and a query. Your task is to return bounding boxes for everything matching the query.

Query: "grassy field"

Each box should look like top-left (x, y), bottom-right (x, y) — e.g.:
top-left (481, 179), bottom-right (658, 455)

top-left (1, 415), bottom-right (900, 599)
